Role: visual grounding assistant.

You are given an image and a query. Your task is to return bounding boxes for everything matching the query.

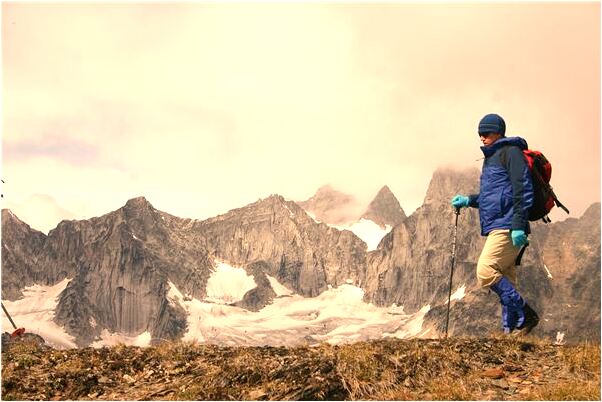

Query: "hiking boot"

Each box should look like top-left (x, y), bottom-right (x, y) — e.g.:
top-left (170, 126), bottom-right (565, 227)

top-left (513, 303), bottom-right (539, 336)
top-left (491, 277), bottom-right (525, 332)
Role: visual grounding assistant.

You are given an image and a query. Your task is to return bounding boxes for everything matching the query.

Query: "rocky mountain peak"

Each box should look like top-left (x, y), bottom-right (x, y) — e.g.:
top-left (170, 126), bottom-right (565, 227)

top-left (109, 197), bottom-right (165, 239)
top-left (361, 186), bottom-right (406, 228)
top-left (263, 194), bottom-right (287, 205)
top-left (423, 167), bottom-right (480, 205)
top-left (1, 209), bottom-right (45, 237)
top-left (2, 208), bottom-right (23, 225)
top-left (124, 196), bottom-right (155, 211)
top-left (302, 185), bottom-right (355, 207)
top-left (581, 202), bottom-right (601, 221)
top-left (237, 194), bottom-right (296, 214)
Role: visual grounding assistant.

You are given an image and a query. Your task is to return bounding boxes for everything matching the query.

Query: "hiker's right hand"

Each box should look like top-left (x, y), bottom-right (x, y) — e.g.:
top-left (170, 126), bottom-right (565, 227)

top-left (451, 195), bottom-right (470, 208)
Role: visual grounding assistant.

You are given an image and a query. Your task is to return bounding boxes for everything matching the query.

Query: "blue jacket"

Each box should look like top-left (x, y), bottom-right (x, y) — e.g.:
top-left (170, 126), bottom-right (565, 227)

top-left (468, 137), bottom-right (534, 236)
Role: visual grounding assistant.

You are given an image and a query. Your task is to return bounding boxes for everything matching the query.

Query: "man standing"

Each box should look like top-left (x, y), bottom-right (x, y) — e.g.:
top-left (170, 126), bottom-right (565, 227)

top-left (451, 113), bottom-right (540, 335)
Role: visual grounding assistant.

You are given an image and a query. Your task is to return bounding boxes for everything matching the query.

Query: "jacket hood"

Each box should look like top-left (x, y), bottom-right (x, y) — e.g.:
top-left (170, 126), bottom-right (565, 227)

top-left (481, 136), bottom-right (529, 157)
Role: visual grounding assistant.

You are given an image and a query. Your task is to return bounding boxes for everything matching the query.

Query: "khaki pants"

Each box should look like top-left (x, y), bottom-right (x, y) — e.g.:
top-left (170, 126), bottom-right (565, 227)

top-left (477, 229), bottom-right (521, 288)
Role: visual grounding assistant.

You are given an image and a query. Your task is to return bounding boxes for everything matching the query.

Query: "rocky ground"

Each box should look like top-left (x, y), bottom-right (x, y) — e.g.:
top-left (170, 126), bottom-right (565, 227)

top-left (1, 334), bottom-right (599, 401)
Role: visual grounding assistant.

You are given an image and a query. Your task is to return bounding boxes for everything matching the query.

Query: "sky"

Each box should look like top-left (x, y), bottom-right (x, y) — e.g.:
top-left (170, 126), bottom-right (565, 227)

top-left (2, 2), bottom-right (600, 234)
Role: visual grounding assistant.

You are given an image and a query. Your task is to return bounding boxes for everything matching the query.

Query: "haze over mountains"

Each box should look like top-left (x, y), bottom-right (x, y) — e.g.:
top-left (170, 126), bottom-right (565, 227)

top-left (1, 168), bottom-right (599, 348)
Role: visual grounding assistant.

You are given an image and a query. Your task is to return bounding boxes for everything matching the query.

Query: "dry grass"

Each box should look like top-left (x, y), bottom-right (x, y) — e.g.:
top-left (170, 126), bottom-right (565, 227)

top-left (2, 336), bottom-right (600, 401)
top-left (521, 380), bottom-right (601, 401)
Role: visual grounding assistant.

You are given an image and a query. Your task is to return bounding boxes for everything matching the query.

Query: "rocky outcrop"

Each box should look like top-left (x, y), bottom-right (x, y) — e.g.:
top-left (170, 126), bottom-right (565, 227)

top-left (234, 261), bottom-right (278, 312)
top-left (361, 185), bottom-right (406, 229)
top-left (1, 209), bottom-right (62, 300)
top-left (191, 195), bottom-right (368, 297)
top-left (529, 202), bottom-right (601, 341)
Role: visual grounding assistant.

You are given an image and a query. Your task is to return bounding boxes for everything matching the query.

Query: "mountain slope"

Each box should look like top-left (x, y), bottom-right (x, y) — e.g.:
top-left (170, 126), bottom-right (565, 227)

top-left (190, 195), bottom-right (368, 296)
top-left (1, 210), bottom-right (51, 300)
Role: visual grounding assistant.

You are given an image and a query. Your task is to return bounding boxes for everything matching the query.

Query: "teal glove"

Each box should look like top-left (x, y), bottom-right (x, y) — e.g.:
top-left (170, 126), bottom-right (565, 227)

top-left (511, 230), bottom-right (528, 247)
top-left (451, 195), bottom-right (470, 209)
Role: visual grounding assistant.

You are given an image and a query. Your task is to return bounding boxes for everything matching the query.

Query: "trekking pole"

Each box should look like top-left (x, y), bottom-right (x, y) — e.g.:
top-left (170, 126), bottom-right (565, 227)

top-left (2, 302), bottom-right (25, 338)
top-left (444, 207), bottom-right (461, 338)
top-left (2, 302), bottom-right (17, 330)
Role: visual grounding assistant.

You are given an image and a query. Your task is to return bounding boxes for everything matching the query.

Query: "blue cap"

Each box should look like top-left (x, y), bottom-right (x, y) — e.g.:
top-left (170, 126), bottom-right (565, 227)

top-left (478, 114), bottom-right (506, 136)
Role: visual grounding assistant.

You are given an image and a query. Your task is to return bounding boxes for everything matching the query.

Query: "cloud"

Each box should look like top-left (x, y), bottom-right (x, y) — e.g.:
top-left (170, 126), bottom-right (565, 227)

top-left (3, 193), bottom-right (78, 234)
top-left (1, 3), bottom-right (599, 229)
top-left (4, 135), bottom-right (101, 166)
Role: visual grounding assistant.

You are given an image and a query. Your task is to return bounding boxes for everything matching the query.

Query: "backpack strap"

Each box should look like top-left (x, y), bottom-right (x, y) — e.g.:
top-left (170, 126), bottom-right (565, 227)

top-left (515, 243), bottom-right (529, 266)
top-left (550, 188), bottom-right (570, 214)
top-left (499, 145), bottom-right (511, 170)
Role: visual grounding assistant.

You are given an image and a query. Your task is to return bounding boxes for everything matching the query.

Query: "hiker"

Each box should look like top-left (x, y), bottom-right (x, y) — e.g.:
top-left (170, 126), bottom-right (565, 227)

top-left (451, 113), bottom-right (539, 335)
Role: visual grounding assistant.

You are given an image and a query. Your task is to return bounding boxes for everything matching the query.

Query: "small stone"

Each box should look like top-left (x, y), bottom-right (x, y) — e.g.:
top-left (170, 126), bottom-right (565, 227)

top-left (482, 367), bottom-right (504, 379)
top-left (98, 376), bottom-right (111, 384)
top-left (503, 364), bottom-right (523, 372)
top-left (248, 389), bottom-right (267, 399)
top-left (123, 374), bottom-right (136, 384)
top-left (491, 379), bottom-right (509, 389)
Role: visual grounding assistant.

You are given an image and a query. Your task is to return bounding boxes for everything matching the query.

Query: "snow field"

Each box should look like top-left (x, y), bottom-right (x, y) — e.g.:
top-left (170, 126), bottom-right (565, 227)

top-left (1, 278), bottom-right (77, 349)
top-left (168, 260), bottom-right (432, 347)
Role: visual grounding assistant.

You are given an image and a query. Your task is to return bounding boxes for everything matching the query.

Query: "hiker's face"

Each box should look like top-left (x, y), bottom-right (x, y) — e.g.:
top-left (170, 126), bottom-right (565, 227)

top-left (479, 132), bottom-right (503, 147)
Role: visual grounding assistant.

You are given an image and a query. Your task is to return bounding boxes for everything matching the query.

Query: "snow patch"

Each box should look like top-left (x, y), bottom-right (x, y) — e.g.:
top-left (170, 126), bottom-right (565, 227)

top-left (304, 211), bottom-right (393, 251)
top-left (90, 330), bottom-right (152, 348)
top-left (305, 210), bottom-right (320, 224)
top-left (554, 331), bottom-right (565, 345)
top-left (383, 305), bottom-right (431, 339)
top-left (204, 261), bottom-right (257, 304)
top-left (266, 275), bottom-right (293, 297)
top-left (331, 219), bottom-right (392, 251)
top-left (445, 284), bottom-right (466, 304)
top-left (543, 264), bottom-right (553, 279)
top-left (1, 278), bottom-right (77, 349)
top-left (283, 203), bottom-right (295, 218)
top-left (387, 304), bottom-right (406, 315)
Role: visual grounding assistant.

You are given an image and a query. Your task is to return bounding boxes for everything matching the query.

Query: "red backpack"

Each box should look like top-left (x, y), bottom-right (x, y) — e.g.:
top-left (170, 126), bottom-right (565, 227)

top-left (521, 149), bottom-right (569, 223)
top-left (501, 147), bottom-right (569, 223)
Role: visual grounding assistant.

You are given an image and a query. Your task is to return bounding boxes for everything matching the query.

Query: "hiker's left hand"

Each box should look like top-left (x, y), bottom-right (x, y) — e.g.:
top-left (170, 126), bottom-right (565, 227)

top-left (511, 230), bottom-right (528, 247)
top-left (451, 195), bottom-right (470, 208)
